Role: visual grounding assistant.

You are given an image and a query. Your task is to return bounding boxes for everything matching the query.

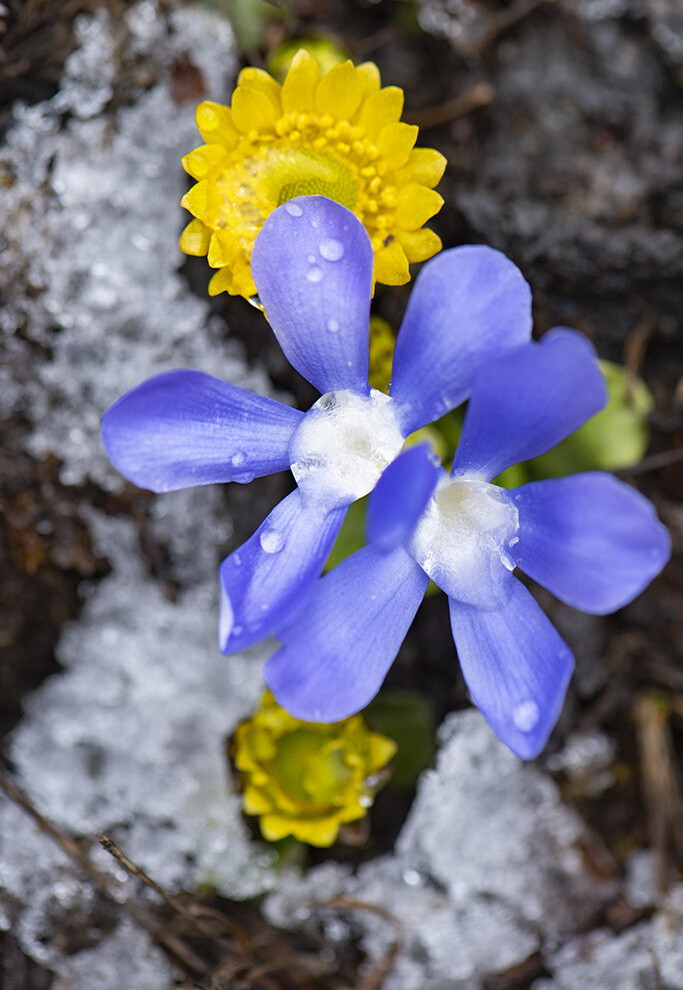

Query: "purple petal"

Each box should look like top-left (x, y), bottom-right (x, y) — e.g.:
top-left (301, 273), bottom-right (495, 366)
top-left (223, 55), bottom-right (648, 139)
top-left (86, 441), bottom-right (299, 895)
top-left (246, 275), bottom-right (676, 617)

top-left (390, 246), bottom-right (533, 435)
top-left (219, 488), bottom-right (346, 653)
top-left (101, 369), bottom-right (302, 493)
top-left (509, 472), bottom-right (670, 615)
top-left (451, 329), bottom-right (608, 481)
top-left (251, 196), bottom-right (372, 396)
top-left (450, 579), bottom-right (574, 759)
top-left (367, 444), bottom-right (440, 551)
top-left (265, 545), bottom-right (428, 721)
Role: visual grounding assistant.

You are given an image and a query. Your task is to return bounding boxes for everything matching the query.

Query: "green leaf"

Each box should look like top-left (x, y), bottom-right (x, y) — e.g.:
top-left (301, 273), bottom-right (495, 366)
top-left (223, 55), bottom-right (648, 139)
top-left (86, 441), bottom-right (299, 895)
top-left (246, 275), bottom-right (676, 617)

top-left (365, 691), bottom-right (435, 789)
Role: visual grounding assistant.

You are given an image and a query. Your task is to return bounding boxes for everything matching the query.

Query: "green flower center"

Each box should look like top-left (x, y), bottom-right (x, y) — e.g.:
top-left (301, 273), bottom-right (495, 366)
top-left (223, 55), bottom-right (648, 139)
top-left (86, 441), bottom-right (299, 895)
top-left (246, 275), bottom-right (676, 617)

top-left (271, 729), bottom-right (352, 808)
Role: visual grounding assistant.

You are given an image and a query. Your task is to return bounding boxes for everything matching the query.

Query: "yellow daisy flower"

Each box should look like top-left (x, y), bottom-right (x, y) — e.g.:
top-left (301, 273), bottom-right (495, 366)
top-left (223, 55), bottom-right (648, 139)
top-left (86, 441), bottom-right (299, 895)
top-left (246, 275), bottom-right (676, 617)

top-left (233, 691), bottom-right (396, 847)
top-left (179, 51), bottom-right (446, 298)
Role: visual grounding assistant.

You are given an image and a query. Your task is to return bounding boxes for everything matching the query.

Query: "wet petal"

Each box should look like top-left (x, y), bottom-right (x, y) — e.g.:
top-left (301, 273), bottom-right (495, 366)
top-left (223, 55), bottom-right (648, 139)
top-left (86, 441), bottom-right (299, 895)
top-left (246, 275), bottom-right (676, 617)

top-left (367, 444), bottom-right (439, 550)
top-left (102, 369), bottom-right (302, 493)
top-left (390, 246), bottom-right (533, 435)
top-left (219, 489), bottom-right (346, 653)
top-left (510, 472), bottom-right (670, 614)
top-left (449, 578), bottom-right (574, 760)
top-left (266, 544), bottom-right (428, 721)
top-left (251, 196), bottom-right (373, 396)
top-left (452, 329), bottom-right (608, 481)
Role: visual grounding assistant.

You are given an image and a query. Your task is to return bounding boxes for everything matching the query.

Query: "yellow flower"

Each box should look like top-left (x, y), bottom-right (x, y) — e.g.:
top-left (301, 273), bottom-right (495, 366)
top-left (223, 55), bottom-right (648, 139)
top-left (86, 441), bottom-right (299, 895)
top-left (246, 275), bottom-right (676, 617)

top-left (179, 51), bottom-right (446, 298)
top-left (233, 691), bottom-right (396, 847)
top-left (368, 315), bottom-right (396, 393)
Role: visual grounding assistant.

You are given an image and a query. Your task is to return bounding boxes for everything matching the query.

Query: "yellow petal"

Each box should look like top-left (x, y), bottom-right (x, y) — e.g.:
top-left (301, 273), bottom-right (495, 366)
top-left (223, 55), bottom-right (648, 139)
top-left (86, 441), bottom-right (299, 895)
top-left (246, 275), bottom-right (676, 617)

top-left (259, 814), bottom-right (294, 842)
top-left (374, 240), bottom-right (410, 284)
top-left (377, 121), bottom-right (418, 171)
top-left (231, 264), bottom-right (257, 299)
top-left (208, 267), bottom-right (237, 296)
top-left (395, 184), bottom-right (444, 229)
top-left (359, 86), bottom-right (404, 140)
top-left (395, 147), bottom-right (447, 189)
top-left (368, 733), bottom-right (398, 773)
top-left (396, 227), bottom-right (442, 263)
top-left (291, 817), bottom-right (341, 847)
top-left (231, 86), bottom-right (277, 134)
top-left (243, 785), bottom-right (274, 816)
top-left (181, 143), bottom-right (227, 180)
top-left (281, 48), bottom-right (322, 113)
top-left (356, 61), bottom-right (381, 98)
top-left (195, 101), bottom-right (238, 146)
top-left (207, 229), bottom-right (237, 268)
top-left (315, 61), bottom-right (363, 118)
top-left (178, 219), bottom-right (211, 257)
top-left (237, 66), bottom-right (282, 113)
top-left (180, 179), bottom-right (218, 223)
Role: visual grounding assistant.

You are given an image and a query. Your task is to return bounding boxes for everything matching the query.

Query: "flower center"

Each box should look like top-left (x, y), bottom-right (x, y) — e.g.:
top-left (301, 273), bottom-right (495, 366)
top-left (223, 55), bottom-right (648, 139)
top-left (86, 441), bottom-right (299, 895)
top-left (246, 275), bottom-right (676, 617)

top-left (411, 478), bottom-right (519, 609)
top-left (290, 389), bottom-right (404, 505)
top-left (213, 113), bottom-right (398, 255)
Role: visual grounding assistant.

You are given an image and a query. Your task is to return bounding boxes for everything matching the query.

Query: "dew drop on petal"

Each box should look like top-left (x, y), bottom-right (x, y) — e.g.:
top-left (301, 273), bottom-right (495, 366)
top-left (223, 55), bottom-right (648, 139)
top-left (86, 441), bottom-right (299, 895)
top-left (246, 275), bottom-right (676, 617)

top-left (307, 254), bottom-right (316, 264)
top-left (512, 700), bottom-right (539, 732)
top-left (319, 238), bottom-right (344, 261)
top-left (327, 319), bottom-right (340, 332)
top-left (231, 451), bottom-right (246, 467)
top-left (285, 202), bottom-right (303, 217)
top-left (259, 528), bottom-right (285, 554)
top-left (306, 267), bottom-right (323, 283)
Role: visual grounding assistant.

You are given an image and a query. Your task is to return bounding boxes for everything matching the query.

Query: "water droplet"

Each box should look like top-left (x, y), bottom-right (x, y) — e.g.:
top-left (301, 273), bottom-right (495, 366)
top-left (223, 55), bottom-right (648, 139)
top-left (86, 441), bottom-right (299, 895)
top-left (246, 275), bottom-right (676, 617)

top-left (285, 202), bottom-right (303, 217)
top-left (233, 553), bottom-right (242, 567)
top-left (259, 528), bottom-right (285, 554)
top-left (402, 869), bottom-right (422, 887)
top-left (512, 699), bottom-right (539, 732)
top-left (231, 451), bottom-right (246, 467)
top-left (306, 267), bottom-right (323, 283)
top-left (359, 794), bottom-right (373, 808)
top-left (307, 254), bottom-right (316, 264)
top-left (327, 319), bottom-right (340, 332)
top-left (310, 218), bottom-right (318, 228)
top-left (319, 238), bottom-right (344, 261)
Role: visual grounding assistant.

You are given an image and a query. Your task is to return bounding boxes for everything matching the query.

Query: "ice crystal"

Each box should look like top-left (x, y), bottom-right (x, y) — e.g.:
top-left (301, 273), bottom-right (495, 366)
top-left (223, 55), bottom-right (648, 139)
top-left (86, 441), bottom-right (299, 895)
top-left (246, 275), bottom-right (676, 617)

top-left (0, 0), bottom-right (273, 490)
top-left (266, 711), bottom-right (613, 989)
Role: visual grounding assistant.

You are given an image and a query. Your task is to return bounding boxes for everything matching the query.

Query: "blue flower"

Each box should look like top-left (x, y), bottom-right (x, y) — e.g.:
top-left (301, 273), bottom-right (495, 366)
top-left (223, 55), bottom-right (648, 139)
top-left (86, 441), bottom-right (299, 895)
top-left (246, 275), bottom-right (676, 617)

top-left (265, 329), bottom-right (671, 759)
top-left (101, 195), bottom-right (533, 654)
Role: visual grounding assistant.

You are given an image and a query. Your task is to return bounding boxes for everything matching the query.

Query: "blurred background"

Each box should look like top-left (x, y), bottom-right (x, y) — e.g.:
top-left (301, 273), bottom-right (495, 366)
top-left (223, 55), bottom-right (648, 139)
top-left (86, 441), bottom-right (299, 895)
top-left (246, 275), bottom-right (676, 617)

top-left (0, 2), bottom-right (682, 989)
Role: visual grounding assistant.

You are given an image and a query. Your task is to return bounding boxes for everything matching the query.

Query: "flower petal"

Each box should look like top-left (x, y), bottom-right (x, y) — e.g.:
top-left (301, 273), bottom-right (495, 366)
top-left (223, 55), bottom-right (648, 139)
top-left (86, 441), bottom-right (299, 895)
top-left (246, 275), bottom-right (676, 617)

top-left (358, 86), bottom-right (404, 139)
top-left (449, 578), bottom-right (574, 759)
top-left (231, 86), bottom-right (277, 133)
top-left (396, 228), bottom-right (442, 264)
top-left (374, 240), bottom-right (410, 285)
top-left (219, 489), bottom-right (347, 653)
top-left (101, 370), bottom-right (302, 493)
top-left (509, 472), bottom-right (670, 614)
top-left (451, 329), bottom-right (608, 481)
top-left (394, 184), bottom-right (443, 229)
top-left (394, 147), bottom-right (447, 188)
top-left (315, 61), bottom-right (363, 119)
top-left (266, 544), bottom-right (428, 721)
top-left (390, 246), bottom-right (533, 435)
top-left (367, 444), bottom-right (439, 551)
top-left (251, 196), bottom-right (373, 395)
top-left (281, 49), bottom-right (322, 113)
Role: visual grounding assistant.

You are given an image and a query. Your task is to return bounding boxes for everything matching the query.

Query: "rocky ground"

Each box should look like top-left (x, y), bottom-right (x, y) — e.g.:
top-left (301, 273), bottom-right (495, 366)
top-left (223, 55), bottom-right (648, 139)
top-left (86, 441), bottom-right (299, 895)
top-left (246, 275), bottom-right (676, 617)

top-left (0, 1), bottom-right (681, 988)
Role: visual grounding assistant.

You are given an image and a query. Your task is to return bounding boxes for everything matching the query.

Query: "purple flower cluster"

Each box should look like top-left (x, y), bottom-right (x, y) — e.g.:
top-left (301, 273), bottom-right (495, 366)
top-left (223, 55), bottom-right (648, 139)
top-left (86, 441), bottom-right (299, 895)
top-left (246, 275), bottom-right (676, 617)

top-left (102, 195), bottom-right (669, 759)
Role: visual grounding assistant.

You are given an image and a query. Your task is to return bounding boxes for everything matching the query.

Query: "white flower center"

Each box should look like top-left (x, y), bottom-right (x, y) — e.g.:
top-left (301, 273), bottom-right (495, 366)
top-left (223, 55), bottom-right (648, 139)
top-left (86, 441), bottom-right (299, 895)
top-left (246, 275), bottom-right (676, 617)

top-left (290, 389), bottom-right (404, 505)
top-left (411, 477), bottom-right (519, 609)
